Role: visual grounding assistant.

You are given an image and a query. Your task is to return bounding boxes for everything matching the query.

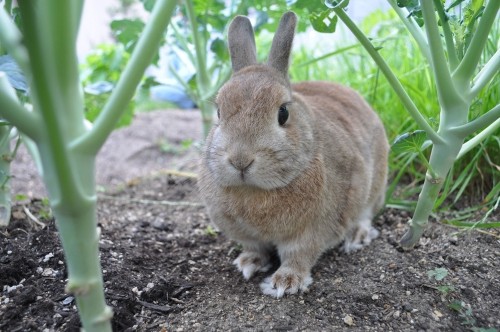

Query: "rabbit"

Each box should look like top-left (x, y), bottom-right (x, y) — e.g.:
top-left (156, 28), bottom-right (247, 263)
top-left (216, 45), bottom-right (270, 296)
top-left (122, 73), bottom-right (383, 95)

top-left (198, 11), bottom-right (389, 298)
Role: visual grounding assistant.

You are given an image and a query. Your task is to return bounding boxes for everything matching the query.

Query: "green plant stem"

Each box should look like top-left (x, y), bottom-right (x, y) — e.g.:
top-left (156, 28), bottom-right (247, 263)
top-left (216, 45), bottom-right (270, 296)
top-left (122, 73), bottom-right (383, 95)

top-left (201, 67), bottom-right (231, 102)
top-left (184, 0), bottom-right (213, 138)
top-left (451, 103), bottom-right (500, 137)
top-left (0, 73), bottom-right (41, 139)
top-left (40, 1), bottom-right (85, 140)
top-left (199, 100), bottom-right (216, 139)
top-left (0, 125), bottom-right (11, 226)
top-left (74, 0), bottom-right (178, 155)
top-left (20, 134), bottom-right (44, 176)
top-left (421, 1), bottom-right (464, 110)
top-left (16, 3), bottom-right (112, 329)
top-left (168, 62), bottom-right (198, 100)
top-left (456, 117), bottom-right (500, 159)
top-left (297, 44), bottom-right (360, 67)
top-left (432, 0), bottom-right (459, 70)
top-left (170, 22), bottom-right (197, 66)
top-left (386, 0), bottom-right (431, 64)
top-left (453, 0), bottom-right (500, 83)
top-left (72, 1), bottom-right (84, 37)
top-left (18, 1), bottom-right (84, 207)
top-left (470, 49), bottom-right (500, 98)
top-left (184, 0), bottom-right (208, 88)
top-left (385, 153), bottom-right (418, 203)
top-left (400, 135), bottom-right (463, 248)
top-left (54, 201), bottom-right (113, 331)
top-left (333, 7), bottom-right (443, 144)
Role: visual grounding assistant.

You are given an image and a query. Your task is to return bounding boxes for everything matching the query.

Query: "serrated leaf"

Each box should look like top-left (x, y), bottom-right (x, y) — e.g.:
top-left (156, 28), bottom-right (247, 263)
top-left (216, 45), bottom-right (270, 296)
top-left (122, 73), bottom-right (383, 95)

top-left (309, 9), bottom-right (337, 33)
top-left (427, 267), bottom-right (448, 281)
top-left (391, 130), bottom-right (428, 154)
top-left (0, 55), bottom-right (28, 93)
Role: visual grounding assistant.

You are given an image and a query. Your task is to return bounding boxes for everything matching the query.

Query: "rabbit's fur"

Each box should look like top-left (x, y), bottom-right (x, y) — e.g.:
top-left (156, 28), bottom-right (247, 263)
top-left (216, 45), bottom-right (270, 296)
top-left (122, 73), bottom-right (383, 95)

top-left (198, 12), bottom-right (389, 298)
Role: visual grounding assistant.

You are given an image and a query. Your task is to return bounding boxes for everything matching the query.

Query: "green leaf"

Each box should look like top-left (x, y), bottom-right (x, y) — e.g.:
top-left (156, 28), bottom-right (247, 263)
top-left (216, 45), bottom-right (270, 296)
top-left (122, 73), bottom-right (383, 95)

top-left (448, 300), bottom-right (464, 312)
top-left (391, 130), bottom-right (428, 154)
top-left (309, 9), bottom-right (338, 33)
top-left (396, 0), bottom-right (423, 26)
top-left (427, 267), bottom-right (448, 281)
top-left (473, 328), bottom-right (499, 332)
top-left (441, 220), bottom-right (500, 229)
top-left (110, 19), bottom-right (145, 54)
top-left (210, 38), bottom-right (228, 61)
top-left (84, 92), bottom-right (134, 128)
top-left (463, 0), bottom-right (484, 28)
top-left (436, 285), bottom-right (455, 294)
top-left (447, 0), bottom-right (467, 11)
top-left (140, 0), bottom-right (156, 12)
top-left (187, 74), bottom-right (198, 92)
top-left (0, 55), bottom-right (28, 93)
top-left (14, 194), bottom-right (29, 201)
top-left (293, 0), bottom-right (326, 12)
top-left (324, 0), bottom-right (349, 9)
top-left (397, 0), bottom-right (418, 7)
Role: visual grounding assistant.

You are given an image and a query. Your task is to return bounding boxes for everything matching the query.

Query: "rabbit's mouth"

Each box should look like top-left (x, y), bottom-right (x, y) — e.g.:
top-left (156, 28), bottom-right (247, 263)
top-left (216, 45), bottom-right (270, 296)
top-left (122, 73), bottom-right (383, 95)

top-left (220, 161), bottom-right (295, 191)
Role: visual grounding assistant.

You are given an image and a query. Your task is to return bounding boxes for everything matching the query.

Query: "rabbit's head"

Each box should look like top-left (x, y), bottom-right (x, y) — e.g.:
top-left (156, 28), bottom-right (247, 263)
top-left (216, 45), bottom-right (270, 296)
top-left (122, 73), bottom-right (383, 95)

top-left (206, 12), bottom-right (316, 190)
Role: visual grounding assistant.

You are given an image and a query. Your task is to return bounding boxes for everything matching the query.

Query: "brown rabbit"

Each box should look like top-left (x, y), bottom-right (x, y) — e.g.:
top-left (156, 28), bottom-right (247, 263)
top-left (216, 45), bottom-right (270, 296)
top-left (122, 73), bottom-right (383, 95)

top-left (198, 12), bottom-right (389, 297)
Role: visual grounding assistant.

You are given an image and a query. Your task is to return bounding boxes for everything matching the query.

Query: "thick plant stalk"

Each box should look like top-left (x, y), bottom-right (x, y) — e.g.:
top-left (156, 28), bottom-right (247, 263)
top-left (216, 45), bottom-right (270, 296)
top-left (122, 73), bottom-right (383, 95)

top-left (0, 0), bottom-right (178, 330)
top-left (334, 0), bottom-right (500, 248)
top-left (400, 129), bottom-right (465, 246)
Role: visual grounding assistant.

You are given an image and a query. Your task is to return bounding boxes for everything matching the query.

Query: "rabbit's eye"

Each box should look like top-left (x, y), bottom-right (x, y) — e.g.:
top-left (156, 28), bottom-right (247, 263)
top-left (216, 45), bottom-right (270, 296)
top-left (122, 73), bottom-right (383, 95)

top-left (217, 108), bottom-right (220, 119)
top-left (278, 105), bottom-right (289, 126)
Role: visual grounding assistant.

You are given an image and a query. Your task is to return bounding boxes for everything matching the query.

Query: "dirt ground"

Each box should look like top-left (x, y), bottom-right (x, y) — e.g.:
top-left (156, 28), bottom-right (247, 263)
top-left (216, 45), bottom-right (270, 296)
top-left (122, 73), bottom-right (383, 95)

top-left (1, 110), bottom-right (499, 331)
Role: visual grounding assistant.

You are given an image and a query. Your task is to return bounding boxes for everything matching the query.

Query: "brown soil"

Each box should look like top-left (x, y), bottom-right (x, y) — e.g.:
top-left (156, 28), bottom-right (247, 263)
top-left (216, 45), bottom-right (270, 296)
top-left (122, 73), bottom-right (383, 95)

top-left (1, 110), bottom-right (499, 331)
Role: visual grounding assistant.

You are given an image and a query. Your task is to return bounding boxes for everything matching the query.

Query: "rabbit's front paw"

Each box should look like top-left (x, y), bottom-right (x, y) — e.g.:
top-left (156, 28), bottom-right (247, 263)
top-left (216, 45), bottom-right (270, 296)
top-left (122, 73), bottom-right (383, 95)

top-left (233, 251), bottom-right (271, 280)
top-left (260, 267), bottom-right (312, 298)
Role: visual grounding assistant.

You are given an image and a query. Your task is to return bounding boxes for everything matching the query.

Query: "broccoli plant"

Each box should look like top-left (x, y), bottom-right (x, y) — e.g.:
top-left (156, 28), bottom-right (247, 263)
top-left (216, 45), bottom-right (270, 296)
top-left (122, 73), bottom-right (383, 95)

top-left (0, 0), bottom-right (177, 330)
top-left (306, 0), bottom-right (499, 247)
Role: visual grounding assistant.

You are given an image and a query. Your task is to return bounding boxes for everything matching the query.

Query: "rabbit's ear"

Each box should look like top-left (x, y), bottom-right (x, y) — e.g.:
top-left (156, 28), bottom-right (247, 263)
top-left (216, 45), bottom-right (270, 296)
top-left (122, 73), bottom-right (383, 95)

top-left (268, 12), bottom-right (297, 76)
top-left (228, 16), bottom-right (257, 72)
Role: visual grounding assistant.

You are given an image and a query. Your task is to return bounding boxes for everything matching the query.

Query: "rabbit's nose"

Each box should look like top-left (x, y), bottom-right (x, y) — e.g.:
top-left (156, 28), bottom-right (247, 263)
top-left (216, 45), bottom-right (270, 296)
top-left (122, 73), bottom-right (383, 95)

top-left (228, 156), bottom-right (254, 173)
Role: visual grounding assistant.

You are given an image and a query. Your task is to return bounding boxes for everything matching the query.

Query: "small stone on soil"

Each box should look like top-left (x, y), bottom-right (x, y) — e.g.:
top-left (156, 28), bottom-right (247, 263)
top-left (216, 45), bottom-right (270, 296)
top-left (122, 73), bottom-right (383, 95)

top-left (343, 315), bottom-right (354, 326)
